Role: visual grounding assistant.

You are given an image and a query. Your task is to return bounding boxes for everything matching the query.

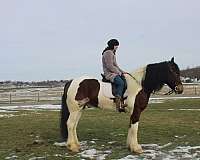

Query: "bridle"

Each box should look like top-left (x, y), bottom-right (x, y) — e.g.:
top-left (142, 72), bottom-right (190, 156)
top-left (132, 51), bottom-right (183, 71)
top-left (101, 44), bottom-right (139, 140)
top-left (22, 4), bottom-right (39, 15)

top-left (164, 89), bottom-right (174, 95)
top-left (165, 84), bottom-right (182, 95)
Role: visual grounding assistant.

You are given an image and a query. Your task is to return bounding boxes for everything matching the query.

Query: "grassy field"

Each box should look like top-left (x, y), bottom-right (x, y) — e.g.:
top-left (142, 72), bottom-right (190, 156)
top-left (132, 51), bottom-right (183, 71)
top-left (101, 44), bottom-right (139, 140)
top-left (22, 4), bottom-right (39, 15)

top-left (0, 99), bottom-right (200, 159)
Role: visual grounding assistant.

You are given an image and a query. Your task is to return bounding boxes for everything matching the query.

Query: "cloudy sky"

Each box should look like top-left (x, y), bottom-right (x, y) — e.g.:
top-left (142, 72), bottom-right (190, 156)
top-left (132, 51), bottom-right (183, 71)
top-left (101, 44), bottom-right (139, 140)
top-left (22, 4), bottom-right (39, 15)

top-left (0, 0), bottom-right (199, 81)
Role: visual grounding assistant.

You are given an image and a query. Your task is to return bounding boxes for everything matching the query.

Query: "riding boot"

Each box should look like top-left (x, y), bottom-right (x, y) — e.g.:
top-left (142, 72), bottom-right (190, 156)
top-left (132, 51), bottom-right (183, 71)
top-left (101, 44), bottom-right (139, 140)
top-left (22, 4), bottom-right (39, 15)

top-left (115, 96), bottom-right (126, 113)
top-left (115, 96), bottom-right (121, 111)
top-left (121, 99), bottom-right (128, 108)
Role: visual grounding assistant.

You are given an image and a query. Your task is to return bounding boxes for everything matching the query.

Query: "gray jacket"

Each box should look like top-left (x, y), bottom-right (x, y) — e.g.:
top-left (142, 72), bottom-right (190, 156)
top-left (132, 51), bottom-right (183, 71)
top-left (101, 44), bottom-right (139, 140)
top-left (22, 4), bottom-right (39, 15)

top-left (102, 50), bottom-right (124, 82)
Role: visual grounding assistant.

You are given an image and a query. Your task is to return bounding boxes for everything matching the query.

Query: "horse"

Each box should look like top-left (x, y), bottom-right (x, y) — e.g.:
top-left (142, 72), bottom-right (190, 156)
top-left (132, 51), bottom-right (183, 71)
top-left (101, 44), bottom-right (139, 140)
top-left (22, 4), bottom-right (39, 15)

top-left (60, 57), bottom-right (183, 154)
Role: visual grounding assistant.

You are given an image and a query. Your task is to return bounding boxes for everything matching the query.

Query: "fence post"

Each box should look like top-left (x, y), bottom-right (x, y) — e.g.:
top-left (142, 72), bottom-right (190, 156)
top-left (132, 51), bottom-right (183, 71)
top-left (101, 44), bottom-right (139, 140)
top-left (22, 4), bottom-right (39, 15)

top-left (37, 92), bottom-right (40, 102)
top-left (9, 93), bottom-right (12, 104)
top-left (194, 86), bottom-right (197, 95)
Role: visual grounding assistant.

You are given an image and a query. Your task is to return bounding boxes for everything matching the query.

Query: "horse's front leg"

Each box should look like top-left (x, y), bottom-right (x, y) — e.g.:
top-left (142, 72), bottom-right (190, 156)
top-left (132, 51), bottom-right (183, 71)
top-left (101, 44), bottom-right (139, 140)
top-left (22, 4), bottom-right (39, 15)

top-left (127, 121), bottom-right (143, 154)
top-left (127, 90), bottom-right (149, 154)
top-left (127, 101), bottom-right (144, 154)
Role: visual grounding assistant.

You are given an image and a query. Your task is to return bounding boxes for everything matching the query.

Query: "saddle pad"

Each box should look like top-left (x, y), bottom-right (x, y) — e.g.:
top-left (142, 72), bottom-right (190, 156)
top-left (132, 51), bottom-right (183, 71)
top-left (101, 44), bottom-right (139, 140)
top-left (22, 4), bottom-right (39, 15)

top-left (101, 82), bottom-right (115, 98)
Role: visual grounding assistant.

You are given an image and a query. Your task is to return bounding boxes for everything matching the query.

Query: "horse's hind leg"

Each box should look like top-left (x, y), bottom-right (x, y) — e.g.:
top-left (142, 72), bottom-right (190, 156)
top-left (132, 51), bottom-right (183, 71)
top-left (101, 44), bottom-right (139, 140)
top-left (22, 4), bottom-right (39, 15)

top-left (74, 111), bottom-right (82, 148)
top-left (66, 111), bottom-right (81, 152)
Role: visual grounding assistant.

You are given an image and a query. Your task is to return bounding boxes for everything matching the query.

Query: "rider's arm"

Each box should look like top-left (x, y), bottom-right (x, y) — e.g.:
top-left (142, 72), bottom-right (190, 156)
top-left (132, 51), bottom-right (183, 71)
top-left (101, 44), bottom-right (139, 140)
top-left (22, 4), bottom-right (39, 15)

top-left (113, 55), bottom-right (126, 74)
top-left (103, 51), bottom-right (122, 75)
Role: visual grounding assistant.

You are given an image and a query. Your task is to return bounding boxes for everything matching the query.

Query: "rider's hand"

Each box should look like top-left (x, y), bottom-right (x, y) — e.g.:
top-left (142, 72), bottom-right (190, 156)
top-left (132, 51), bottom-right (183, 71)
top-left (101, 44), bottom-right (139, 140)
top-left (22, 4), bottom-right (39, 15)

top-left (122, 72), bottom-right (128, 75)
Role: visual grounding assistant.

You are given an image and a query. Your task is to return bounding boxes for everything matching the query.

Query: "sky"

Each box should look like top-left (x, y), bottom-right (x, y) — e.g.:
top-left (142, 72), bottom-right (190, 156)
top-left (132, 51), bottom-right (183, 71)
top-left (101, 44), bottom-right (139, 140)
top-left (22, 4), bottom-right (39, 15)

top-left (0, 0), bottom-right (199, 81)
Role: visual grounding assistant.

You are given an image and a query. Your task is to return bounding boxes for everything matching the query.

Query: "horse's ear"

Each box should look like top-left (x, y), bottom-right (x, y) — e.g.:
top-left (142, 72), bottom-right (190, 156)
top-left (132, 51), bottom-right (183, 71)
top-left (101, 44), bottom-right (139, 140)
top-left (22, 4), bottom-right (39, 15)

top-left (170, 57), bottom-right (175, 63)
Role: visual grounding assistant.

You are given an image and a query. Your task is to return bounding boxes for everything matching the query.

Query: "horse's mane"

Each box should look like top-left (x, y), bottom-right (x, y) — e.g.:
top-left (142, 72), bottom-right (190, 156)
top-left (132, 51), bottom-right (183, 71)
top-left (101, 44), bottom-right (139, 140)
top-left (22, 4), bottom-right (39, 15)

top-left (130, 66), bottom-right (146, 85)
top-left (142, 61), bottom-right (170, 93)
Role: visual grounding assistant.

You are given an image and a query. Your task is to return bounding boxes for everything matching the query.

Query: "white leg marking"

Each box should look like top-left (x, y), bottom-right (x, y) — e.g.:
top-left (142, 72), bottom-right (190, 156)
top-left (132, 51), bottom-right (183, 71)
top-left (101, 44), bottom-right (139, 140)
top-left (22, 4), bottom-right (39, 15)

top-left (67, 111), bottom-right (80, 152)
top-left (127, 122), bottom-right (143, 154)
top-left (74, 111), bottom-right (82, 147)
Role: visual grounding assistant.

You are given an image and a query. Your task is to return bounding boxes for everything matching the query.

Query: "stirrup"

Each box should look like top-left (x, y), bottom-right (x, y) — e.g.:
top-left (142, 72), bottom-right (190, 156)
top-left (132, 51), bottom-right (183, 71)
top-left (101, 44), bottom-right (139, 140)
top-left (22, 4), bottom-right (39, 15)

top-left (118, 107), bottom-right (126, 113)
top-left (118, 103), bottom-right (127, 113)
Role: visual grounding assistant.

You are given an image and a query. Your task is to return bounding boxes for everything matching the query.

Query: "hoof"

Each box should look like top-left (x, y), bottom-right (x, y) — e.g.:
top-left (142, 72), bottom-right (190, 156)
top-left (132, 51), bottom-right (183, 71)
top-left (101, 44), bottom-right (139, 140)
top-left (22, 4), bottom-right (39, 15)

top-left (76, 143), bottom-right (81, 148)
top-left (128, 145), bottom-right (143, 154)
top-left (67, 144), bottom-right (80, 153)
top-left (134, 148), bottom-right (143, 154)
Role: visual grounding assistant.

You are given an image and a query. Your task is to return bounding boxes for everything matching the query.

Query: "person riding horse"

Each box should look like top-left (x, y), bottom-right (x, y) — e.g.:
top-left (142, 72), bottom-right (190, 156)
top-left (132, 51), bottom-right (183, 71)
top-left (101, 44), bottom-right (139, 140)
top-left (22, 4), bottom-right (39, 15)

top-left (61, 55), bottom-right (183, 153)
top-left (102, 39), bottom-right (127, 112)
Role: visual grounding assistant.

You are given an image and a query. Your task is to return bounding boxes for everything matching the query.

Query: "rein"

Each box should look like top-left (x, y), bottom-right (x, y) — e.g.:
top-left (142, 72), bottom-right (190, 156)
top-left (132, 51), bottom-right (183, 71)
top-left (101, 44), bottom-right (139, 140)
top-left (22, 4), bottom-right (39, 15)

top-left (164, 89), bottom-right (174, 95)
top-left (126, 72), bottom-right (138, 82)
top-left (126, 72), bottom-right (142, 86)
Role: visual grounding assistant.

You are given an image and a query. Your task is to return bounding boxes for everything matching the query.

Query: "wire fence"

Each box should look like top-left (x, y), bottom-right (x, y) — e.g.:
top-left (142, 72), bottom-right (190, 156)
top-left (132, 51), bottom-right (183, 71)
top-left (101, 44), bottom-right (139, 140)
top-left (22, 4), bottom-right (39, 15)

top-left (0, 87), bottom-right (63, 105)
top-left (0, 84), bottom-right (199, 105)
top-left (155, 83), bottom-right (200, 96)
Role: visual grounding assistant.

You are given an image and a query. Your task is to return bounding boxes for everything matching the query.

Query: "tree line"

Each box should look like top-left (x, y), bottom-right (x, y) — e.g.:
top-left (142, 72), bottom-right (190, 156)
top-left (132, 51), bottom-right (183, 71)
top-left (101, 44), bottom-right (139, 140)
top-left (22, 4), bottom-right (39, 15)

top-left (181, 66), bottom-right (200, 80)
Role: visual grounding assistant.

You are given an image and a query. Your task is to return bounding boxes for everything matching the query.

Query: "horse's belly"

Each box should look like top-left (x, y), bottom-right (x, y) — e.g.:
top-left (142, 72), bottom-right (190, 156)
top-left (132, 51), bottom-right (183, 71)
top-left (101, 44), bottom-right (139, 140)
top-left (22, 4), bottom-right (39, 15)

top-left (98, 91), bottom-right (116, 110)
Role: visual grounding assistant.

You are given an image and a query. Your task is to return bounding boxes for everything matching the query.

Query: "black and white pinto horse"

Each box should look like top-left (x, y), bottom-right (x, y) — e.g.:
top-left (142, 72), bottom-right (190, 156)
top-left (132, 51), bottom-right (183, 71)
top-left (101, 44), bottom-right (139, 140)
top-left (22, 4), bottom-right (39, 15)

top-left (60, 57), bottom-right (183, 154)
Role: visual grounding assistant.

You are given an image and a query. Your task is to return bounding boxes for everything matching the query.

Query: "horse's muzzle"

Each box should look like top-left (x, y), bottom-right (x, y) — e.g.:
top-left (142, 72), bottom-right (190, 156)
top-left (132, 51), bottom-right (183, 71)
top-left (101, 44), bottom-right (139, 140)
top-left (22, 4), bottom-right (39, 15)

top-left (175, 84), bottom-right (183, 94)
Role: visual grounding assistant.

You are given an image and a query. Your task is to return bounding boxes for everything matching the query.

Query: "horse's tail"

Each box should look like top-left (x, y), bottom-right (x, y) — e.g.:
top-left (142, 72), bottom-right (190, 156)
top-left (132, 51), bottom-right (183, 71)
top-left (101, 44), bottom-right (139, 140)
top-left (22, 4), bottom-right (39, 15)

top-left (60, 79), bottom-right (73, 141)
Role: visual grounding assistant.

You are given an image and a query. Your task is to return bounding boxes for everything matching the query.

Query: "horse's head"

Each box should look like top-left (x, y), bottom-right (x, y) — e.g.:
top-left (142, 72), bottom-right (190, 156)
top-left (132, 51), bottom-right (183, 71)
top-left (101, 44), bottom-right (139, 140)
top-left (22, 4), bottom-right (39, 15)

top-left (164, 57), bottom-right (183, 94)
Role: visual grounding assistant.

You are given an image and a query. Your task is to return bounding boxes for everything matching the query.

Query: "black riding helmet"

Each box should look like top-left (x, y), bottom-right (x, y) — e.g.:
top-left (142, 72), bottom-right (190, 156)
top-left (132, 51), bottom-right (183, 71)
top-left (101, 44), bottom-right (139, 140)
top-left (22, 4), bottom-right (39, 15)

top-left (107, 39), bottom-right (119, 48)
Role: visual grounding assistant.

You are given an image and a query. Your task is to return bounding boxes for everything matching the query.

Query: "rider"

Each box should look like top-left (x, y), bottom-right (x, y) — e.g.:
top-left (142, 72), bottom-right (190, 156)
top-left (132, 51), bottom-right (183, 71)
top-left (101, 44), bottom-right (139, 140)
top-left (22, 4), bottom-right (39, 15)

top-left (102, 39), bottom-right (127, 112)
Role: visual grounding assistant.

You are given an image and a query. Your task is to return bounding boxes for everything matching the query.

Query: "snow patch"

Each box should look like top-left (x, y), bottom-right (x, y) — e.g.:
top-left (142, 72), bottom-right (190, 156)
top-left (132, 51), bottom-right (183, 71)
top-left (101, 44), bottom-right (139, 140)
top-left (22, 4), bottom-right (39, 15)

top-left (54, 141), bottom-right (112, 159)
top-left (90, 141), bottom-right (96, 144)
top-left (0, 104), bottom-right (60, 111)
top-left (0, 114), bottom-right (16, 118)
top-left (5, 155), bottom-right (18, 160)
top-left (149, 99), bottom-right (164, 104)
top-left (147, 96), bottom-right (200, 104)
top-left (54, 142), bottom-right (66, 147)
top-left (0, 109), bottom-right (18, 113)
top-left (168, 109), bottom-right (200, 111)
top-left (0, 113), bottom-right (28, 118)
top-left (119, 144), bottom-right (200, 160)
top-left (108, 141), bottom-right (117, 144)
top-left (79, 149), bottom-right (112, 160)
top-left (28, 157), bottom-right (46, 160)
top-left (150, 96), bottom-right (200, 100)
top-left (27, 142), bottom-right (200, 160)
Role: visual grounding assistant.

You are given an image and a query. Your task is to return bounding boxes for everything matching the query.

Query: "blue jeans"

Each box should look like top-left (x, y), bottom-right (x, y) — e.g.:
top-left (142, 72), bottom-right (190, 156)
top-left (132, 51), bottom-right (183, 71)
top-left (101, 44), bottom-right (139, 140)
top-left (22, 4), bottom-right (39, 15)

top-left (113, 75), bottom-right (127, 97)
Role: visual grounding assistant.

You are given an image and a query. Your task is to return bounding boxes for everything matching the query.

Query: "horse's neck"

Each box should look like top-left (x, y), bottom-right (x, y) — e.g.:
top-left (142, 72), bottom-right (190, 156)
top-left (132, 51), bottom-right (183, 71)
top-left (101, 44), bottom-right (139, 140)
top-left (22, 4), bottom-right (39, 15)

top-left (125, 66), bottom-right (146, 94)
top-left (129, 66), bottom-right (146, 85)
